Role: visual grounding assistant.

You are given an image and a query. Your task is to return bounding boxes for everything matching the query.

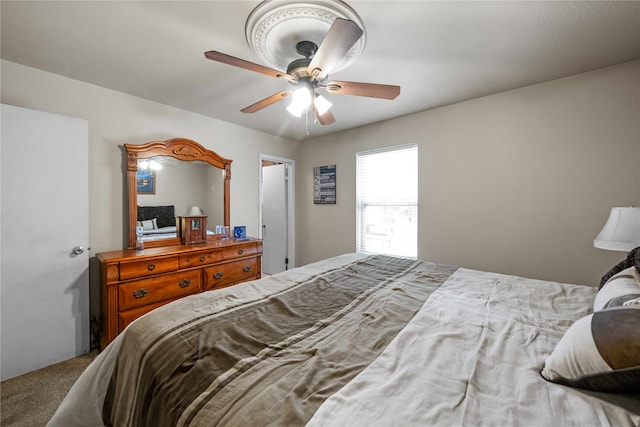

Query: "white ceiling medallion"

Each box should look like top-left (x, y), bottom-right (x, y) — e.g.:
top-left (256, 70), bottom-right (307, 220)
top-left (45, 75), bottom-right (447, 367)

top-left (245, 0), bottom-right (366, 73)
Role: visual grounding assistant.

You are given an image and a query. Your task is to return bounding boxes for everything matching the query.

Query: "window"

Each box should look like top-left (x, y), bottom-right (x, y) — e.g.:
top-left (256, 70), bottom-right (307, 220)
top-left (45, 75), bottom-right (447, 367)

top-left (356, 144), bottom-right (418, 258)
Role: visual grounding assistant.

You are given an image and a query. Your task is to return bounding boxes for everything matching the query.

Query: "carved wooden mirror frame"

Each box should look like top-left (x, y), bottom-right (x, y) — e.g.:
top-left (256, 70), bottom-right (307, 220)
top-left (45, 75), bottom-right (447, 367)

top-left (125, 138), bottom-right (232, 249)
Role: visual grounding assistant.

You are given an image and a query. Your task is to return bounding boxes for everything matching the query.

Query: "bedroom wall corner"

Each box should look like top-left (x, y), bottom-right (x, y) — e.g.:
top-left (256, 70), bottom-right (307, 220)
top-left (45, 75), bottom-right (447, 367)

top-left (296, 60), bottom-right (640, 286)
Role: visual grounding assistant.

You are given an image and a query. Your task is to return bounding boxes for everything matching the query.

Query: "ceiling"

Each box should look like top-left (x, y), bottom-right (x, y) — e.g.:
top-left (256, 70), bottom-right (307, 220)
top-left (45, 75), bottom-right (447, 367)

top-left (2, 1), bottom-right (640, 141)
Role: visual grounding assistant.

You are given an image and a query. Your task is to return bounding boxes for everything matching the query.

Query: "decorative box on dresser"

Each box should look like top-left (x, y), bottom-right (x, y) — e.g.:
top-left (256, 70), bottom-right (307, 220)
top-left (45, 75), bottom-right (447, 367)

top-left (98, 238), bottom-right (262, 349)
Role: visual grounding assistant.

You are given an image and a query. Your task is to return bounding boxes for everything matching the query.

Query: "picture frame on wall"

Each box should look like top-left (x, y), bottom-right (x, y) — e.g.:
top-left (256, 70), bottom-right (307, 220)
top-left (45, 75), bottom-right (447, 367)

top-left (313, 165), bottom-right (336, 204)
top-left (137, 169), bottom-right (155, 194)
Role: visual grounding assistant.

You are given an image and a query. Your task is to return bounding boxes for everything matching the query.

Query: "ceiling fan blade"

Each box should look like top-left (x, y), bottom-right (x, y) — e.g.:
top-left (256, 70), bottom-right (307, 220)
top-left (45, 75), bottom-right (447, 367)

top-left (325, 81), bottom-right (401, 100)
top-left (312, 103), bottom-right (336, 125)
top-left (308, 18), bottom-right (363, 80)
top-left (204, 51), bottom-right (294, 82)
top-left (241, 90), bottom-right (292, 113)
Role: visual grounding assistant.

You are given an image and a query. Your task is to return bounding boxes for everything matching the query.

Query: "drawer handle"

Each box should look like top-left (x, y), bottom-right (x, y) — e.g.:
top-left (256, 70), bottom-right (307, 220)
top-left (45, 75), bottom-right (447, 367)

top-left (243, 265), bottom-right (251, 273)
top-left (237, 249), bottom-right (244, 255)
top-left (200, 255), bottom-right (206, 262)
top-left (147, 263), bottom-right (156, 271)
top-left (133, 289), bottom-right (149, 298)
top-left (178, 279), bottom-right (191, 288)
top-left (214, 272), bottom-right (223, 280)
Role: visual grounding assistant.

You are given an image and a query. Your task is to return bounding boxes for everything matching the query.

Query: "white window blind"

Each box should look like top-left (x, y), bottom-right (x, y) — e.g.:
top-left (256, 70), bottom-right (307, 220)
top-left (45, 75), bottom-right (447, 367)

top-left (356, 144), bottom-right (418, 258)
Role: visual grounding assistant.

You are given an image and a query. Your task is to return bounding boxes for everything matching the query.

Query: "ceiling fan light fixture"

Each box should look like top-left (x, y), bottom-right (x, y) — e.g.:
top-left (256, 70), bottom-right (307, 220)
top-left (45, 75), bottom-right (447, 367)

top-left (314, 94), bottom-right (332, 116)
top-left (293, 86), bottom-right (312, 107)
top-left (287, 87), bottom-right (312, 117)
top-left (286, 103), bottom-right (303, 118)
top-left (287, 102), bottom-right (304, 118)
top-left (205, 2), bottom-right (399, 127)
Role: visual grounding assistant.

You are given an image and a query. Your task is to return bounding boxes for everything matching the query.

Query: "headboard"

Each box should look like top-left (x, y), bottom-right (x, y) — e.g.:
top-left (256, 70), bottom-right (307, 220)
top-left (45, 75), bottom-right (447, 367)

top-left (137, 205), bottom-right (175, 229)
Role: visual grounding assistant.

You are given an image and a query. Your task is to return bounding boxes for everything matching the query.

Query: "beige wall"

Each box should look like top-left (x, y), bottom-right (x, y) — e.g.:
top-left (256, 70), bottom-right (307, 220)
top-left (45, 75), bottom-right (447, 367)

top-left (2, 59), bottom-right (638, 290)
top-left (1, 60), bottom-right (299, 255)
top-left (298, 60), bottom-right (640, 286)
top-left (1, 60), bottom-right (300, 318)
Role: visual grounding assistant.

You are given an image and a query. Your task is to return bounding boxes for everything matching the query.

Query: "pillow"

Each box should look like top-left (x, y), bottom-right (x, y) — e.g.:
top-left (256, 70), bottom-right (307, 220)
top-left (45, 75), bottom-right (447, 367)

top-left (541, 306), bottom-right (640, 392)
top-left (137, 218), bottom-right (157, 231)
top-left (602, 294), bottom-right (640, 309)
top-left (593, 266), bottom-right (640, 311)
top-left (599, 246), bottom-right (640, 289)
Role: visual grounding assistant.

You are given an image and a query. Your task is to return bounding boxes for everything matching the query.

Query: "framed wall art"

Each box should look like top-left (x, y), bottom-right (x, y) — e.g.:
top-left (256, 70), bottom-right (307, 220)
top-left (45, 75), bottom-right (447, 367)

top-left (136, 169), bottom-right (156, 194)
top-left (313, 165), bottom-right (336, 204)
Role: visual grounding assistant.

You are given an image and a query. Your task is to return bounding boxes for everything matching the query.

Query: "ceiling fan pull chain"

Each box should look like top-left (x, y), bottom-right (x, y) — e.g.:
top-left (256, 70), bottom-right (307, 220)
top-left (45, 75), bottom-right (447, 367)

top-left (304, 106), bottom-right (310, 136)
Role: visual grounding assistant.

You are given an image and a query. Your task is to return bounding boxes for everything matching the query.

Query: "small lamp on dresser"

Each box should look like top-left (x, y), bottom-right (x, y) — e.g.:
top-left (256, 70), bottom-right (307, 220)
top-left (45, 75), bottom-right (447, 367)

top-left (189, 206), bottom-right (204, 216)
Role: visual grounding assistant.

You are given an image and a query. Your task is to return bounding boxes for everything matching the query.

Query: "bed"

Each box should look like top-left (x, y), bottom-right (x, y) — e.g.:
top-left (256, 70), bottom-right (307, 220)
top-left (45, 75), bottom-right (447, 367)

top-left (47, 253), bottom-right (640, 426)
top-left (137, 205), bottom-right (216, 241)
top-left (137, 205), bottom-right (178, 240)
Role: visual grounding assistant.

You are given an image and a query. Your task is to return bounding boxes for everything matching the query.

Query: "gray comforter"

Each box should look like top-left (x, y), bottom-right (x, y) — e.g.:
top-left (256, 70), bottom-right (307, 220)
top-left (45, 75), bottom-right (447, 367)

top-left (48, 253), bottom-right (640, 427)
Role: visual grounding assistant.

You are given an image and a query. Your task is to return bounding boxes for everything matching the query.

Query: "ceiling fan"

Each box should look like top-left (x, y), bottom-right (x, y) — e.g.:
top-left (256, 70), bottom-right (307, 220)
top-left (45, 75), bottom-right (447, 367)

top-left (204, 17), bottom-right (400, 126)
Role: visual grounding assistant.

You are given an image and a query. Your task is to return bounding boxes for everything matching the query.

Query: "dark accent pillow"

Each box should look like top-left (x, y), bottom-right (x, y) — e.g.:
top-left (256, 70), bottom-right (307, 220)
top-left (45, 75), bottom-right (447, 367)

top-left (593, 267), bottom-right (640, 311)
top-left (541, 307), bottom-right (640, 393)
top-left (599, 246), bottom-right (640, 289)
top-left (137, 205), bottom-right (175, 229)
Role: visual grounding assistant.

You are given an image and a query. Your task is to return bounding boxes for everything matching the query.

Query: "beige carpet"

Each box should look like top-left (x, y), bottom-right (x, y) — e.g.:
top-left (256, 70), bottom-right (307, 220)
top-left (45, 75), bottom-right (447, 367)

top-left (1, 351), bottom-right (98, 427)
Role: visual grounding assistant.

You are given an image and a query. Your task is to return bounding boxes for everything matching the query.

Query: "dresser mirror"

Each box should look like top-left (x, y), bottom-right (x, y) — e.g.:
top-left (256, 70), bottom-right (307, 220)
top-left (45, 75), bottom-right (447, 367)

top-left (125, 138), bottom-right (231, 249)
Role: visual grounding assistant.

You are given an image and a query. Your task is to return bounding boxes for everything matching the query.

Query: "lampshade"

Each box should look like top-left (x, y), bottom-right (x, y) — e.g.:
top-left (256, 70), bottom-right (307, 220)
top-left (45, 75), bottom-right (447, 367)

top-left (287, 89), bottom-right (333, 118)
top-left (314, 95), bottom-right (332, 116)
top-left (189, 206), bottom-right (204, 216)
top-left (594, 207), bottom-right (640, 251)
top-left (286, 87), bottom-right (312, 117)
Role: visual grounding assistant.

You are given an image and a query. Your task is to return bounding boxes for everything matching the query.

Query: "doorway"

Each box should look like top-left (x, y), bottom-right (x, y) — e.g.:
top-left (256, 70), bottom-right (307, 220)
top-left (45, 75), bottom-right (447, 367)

top-left (259, 155), bottom-right (295, 275)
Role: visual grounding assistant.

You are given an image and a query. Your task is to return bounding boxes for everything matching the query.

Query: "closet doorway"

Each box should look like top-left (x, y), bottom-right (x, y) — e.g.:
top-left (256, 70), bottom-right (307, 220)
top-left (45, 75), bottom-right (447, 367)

top-left (259, 155), bottom-right (295, 275)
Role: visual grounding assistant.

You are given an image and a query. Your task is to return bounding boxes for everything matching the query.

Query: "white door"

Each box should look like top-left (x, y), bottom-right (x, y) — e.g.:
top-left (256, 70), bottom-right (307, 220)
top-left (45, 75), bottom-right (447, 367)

top-left (262, 163), bottom-right (289, 274)
top-left (1, 104), bottom-right (89, 380)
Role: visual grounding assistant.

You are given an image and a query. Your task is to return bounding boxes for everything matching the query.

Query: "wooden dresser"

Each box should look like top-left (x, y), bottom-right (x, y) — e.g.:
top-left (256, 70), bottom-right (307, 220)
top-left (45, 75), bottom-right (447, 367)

top-left (98, 238), bottom-right (262, 348)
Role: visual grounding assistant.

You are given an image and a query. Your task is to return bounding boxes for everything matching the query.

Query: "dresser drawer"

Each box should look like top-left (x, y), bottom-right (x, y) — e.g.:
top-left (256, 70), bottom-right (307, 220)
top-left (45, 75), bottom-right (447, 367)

top-left (119, 256), bottom-right (179, 280)
top-left (222, 243), bottom-right (258, 260)
top-left (203, 257), bottom-right (258, 290)
top-left (118, 270), bottom-right (201, 311)
top-left (180, 249), bottom-right (223, 269)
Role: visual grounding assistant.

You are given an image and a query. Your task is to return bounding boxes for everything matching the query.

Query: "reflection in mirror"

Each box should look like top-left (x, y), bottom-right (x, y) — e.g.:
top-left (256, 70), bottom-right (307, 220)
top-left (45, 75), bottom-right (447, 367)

top-left (136, 157), bottom-right (225, 243)
top-left (125, 138), bottom-right (231, 249)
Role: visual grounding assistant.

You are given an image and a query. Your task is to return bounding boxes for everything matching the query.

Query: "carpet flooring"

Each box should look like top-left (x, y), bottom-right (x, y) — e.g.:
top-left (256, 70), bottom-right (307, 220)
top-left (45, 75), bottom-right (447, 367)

top-left (1, 351), bottom-right (98, 426)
